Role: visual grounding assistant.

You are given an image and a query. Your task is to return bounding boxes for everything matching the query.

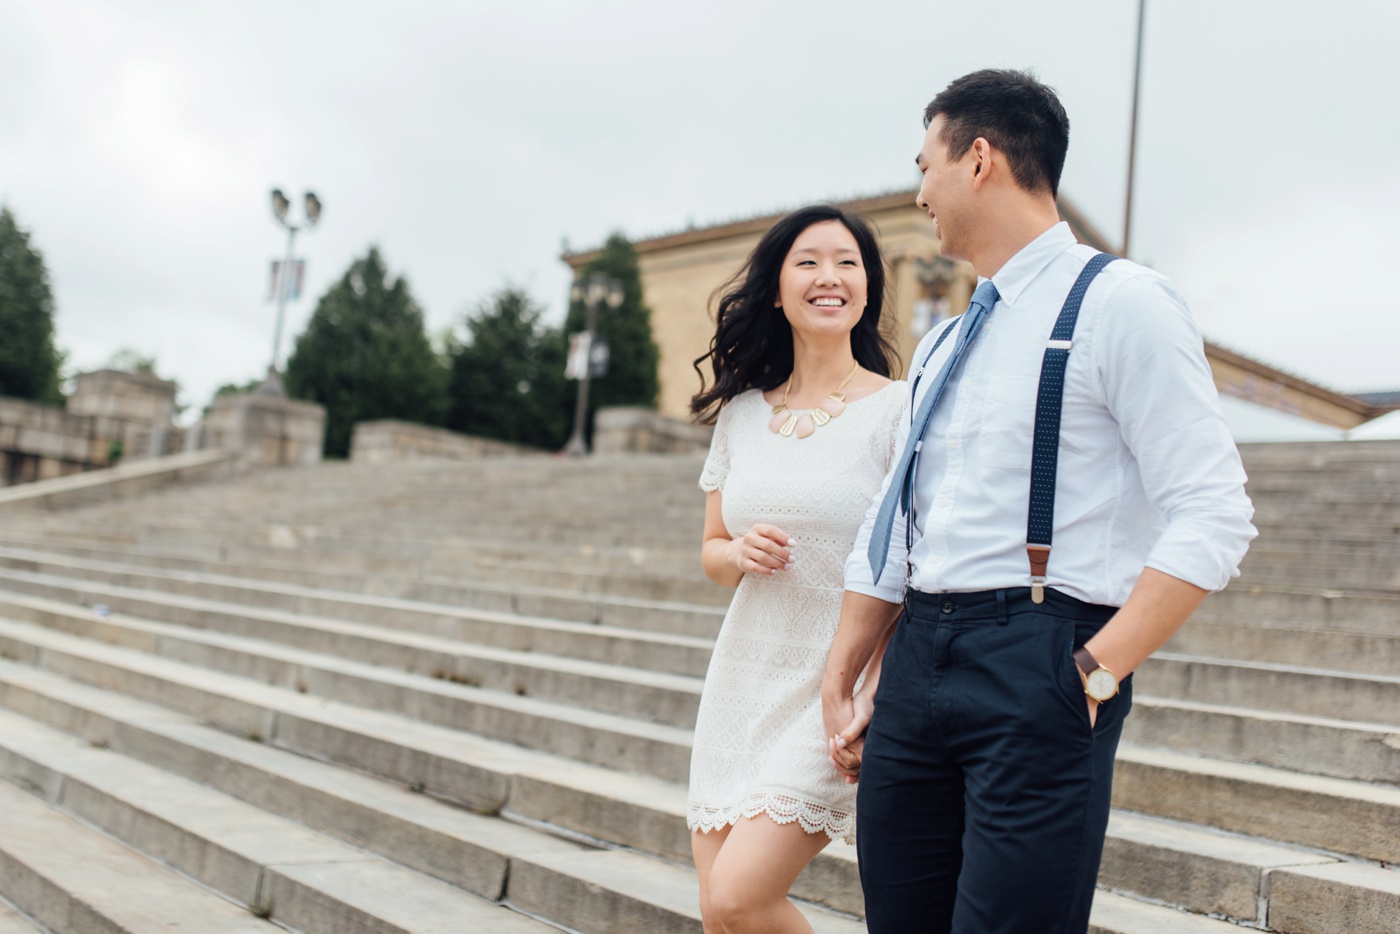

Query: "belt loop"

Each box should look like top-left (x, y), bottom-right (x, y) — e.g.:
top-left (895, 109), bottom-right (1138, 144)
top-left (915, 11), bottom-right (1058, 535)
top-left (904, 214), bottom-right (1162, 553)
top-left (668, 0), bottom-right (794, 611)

top-left (996, 589), bottom-right (1008, 625)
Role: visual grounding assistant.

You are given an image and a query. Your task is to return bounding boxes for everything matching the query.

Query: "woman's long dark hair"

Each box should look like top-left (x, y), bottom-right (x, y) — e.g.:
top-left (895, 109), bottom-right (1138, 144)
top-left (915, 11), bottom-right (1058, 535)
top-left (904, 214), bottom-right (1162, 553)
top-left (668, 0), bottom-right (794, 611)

top-left (690, 204), bottom-right (899, 424)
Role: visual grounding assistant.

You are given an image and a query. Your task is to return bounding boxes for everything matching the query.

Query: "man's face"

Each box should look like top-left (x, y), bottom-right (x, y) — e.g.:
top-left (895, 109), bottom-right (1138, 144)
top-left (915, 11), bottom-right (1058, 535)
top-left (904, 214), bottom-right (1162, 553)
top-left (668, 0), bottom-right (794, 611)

top-left (915, 116), bottom-right (973, 261)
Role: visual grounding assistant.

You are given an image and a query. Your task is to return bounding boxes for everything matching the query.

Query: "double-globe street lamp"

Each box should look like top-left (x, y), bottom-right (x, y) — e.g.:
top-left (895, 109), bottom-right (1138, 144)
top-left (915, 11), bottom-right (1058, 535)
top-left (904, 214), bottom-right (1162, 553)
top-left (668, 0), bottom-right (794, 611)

top-left (562, 273), bottom-right (623, 456)
top-left (262, 188), bottom-right (322, 396)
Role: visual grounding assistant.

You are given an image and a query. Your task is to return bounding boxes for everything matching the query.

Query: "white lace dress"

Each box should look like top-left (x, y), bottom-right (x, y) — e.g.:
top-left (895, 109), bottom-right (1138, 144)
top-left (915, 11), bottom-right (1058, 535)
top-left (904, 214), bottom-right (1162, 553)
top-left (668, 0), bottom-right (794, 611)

top-left (688, 382), bottom-right (908, 844)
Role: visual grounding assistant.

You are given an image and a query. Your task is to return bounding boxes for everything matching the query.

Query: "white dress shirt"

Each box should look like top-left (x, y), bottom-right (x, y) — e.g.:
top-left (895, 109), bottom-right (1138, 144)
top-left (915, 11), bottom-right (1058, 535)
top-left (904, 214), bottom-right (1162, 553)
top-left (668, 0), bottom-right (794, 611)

top-left (845, 222), bottom-right (1257, 607)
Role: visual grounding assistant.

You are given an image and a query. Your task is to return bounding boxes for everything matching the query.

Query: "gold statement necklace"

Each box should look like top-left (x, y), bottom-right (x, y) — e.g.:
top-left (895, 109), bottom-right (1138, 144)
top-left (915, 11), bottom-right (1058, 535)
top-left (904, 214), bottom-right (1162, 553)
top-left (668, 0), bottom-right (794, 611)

top-left (768, 361), bottom-right (860, 439)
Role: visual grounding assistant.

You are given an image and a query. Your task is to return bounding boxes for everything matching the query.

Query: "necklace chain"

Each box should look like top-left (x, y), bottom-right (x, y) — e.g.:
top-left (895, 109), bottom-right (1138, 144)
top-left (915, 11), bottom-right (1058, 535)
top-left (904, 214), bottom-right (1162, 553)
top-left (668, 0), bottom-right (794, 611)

top-left (770, 361), bottom-right (860, 439)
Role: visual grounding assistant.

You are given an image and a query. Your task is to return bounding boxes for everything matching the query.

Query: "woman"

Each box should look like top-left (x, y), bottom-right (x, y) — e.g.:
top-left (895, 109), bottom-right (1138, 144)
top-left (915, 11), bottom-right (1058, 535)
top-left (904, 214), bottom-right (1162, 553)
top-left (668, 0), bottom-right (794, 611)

top-left (688, 204), bottom-right (907, 933)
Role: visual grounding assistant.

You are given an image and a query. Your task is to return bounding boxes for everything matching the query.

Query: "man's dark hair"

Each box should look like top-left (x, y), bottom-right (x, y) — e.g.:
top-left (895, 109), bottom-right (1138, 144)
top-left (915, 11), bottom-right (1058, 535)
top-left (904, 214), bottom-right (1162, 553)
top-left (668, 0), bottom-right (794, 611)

top-left (924, 69), bottom-right (1070, 197)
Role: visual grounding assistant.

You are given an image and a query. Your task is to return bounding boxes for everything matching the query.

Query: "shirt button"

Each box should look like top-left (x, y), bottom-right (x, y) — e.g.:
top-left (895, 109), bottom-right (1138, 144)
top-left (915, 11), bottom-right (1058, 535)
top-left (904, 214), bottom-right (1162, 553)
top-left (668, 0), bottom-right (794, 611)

top-left (941, 601), bottom-right (954, 614)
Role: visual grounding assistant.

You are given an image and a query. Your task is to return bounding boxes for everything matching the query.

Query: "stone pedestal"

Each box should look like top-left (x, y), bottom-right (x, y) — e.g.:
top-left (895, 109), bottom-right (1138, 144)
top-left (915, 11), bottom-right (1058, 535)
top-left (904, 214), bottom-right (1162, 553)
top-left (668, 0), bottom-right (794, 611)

top-left (349, 421), bottom-right (539, 464)
top-left (592, 407), bottom-right (713, 455)
top-left (201, 393), bottom-right (325, 467)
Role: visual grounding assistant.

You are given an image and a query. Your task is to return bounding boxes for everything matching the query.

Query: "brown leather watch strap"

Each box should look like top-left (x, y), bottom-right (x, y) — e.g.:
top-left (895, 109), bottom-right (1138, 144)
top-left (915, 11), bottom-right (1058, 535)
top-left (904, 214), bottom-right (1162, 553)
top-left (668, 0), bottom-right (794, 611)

top-left (1072, 645), bottom-right (1099, 676)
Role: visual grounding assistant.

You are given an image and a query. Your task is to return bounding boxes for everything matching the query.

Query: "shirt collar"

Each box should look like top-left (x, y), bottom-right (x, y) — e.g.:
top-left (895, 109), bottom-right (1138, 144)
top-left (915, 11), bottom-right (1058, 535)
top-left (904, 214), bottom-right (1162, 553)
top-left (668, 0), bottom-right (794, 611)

top-left (984, 221), bottom-right (1077, 307)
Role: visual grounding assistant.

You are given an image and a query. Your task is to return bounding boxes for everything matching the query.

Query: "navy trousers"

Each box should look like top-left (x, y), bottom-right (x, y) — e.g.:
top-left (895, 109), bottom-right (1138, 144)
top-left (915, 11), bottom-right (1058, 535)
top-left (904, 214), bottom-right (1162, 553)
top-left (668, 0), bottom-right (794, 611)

top-left (856, 588), bottom-right (1132, 934)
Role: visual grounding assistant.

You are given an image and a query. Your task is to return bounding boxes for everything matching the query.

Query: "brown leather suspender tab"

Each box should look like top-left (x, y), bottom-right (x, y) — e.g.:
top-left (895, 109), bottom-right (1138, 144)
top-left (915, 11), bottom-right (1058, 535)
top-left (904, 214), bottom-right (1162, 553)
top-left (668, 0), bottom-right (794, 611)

top-left (1027, 545), bottom-right (1051, 604)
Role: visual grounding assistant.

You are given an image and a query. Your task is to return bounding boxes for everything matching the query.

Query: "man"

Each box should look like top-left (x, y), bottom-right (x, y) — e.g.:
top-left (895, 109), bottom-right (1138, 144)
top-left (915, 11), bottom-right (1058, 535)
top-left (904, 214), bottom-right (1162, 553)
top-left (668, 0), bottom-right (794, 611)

top-left (820, 69), bottom-right (1256, 933)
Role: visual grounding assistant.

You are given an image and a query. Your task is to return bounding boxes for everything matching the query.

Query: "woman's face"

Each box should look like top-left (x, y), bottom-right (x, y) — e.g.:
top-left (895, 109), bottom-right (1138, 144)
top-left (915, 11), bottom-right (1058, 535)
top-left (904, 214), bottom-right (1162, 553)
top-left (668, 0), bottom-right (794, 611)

top-left (775, 220), bottom-right (869, 345)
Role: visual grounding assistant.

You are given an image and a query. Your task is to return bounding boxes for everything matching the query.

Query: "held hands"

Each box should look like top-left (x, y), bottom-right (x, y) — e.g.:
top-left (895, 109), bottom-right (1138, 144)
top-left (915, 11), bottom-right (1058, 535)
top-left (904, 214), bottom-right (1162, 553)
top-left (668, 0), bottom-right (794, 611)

top-left (823, 690), bottom-right (875, 784)
top-left (727, 524), bottom-right (796, 576)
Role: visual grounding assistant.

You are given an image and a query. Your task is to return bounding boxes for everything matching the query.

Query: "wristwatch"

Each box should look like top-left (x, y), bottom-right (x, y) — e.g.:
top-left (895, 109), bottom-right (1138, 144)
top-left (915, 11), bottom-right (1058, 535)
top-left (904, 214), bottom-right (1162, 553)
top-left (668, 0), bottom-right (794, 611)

top-left (1072, 646), bottom-right (1119, 702)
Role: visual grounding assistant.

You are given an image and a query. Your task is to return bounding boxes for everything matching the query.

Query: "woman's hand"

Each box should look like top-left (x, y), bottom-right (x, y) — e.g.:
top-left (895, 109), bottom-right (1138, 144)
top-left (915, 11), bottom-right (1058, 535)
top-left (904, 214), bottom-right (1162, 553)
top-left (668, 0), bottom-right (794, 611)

top-left (828, 689), bottom-right (874, 783)
top-left (727, 524), bottom-right (795, 576)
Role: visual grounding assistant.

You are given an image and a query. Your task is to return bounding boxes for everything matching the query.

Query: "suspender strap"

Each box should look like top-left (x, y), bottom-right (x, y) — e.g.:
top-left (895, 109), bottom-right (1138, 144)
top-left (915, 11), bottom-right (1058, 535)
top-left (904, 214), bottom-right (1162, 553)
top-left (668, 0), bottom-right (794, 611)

top-left (1026, 252), bottom-right (1118, 603)
top-left (905, 315), bottom-right (963, 555)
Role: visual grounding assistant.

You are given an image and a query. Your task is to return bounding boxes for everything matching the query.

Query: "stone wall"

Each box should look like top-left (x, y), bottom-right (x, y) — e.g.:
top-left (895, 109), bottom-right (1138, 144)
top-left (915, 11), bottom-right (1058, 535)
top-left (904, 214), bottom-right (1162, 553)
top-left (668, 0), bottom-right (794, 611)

top-left (349, 420), bottom-right (541, 464)
top-left (592, 407), bottom-right (713, 455)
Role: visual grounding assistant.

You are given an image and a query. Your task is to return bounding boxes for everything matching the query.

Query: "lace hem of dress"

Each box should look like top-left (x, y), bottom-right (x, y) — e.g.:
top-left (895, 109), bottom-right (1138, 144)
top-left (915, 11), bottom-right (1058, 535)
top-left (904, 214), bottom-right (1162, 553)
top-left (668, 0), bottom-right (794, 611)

top-left (687, 791), bottom-right (855, 844)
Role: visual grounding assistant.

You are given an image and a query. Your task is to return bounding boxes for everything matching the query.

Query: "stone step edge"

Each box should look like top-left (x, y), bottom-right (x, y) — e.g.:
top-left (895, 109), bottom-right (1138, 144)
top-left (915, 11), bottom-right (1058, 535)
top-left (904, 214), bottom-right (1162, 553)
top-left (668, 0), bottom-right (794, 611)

top-left (7, 582), bottom-right (1397, 792)
top-left (0, 779), bottom-right (276, 934)
top-left (0, 709), bottom-right (566, 933)
top-left (0, 653), bottom-right (1385, 926)
top-left (0, 564), bottom-right (713, 679)
top-left (0, 673), bottom-right (860, 933)
top-left (0, 585), bottom-right (706, 711)
top-left (0, 543), bottom-right (729, 624)
top-left (0, 561), bottom-right (712, 653)
top-left (0, 616), bottom-right (694, 785)
top-left (1115, 747), bottom-right (1400, 864)
top-left (1151, 650), bottom-right (1400, 686)
top-left (5, 597), bottom-right (1397, 855)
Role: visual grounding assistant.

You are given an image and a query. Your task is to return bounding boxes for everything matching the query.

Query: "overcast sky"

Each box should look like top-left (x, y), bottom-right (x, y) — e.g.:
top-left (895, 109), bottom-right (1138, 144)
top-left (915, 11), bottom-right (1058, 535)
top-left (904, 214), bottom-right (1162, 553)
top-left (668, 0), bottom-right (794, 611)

top-left (1, 0), bottom-right (1396, 421)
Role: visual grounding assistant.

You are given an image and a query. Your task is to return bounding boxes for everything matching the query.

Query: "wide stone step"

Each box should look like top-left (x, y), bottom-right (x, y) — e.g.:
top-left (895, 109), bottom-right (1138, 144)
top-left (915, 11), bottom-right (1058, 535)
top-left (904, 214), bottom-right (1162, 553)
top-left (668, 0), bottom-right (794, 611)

top-left (0, 564), bottom-right (714, 677)
top-left (0, 654), bottom-right (1380, 931)
top-left (0, 779), bottom-right (274, 933)
top-left (0, 528), bottom-right (721, 605)
top-left (1196, 585), bottom-right (1400, 635)
top-left (1113, 746), bottom-right (1400, 863)
top-left (1139, 653), bottom-right (1400, 724)
top-left (0, 659), bottom-right (865, 932)
top-left (1169, 619), bottom-right (1400, 674)
top-left (0, 616), bottom-right (694, 783)
top-left (0, 543), bottom-right (729, 636)
top-left (0, 585), bottom-right (706, 729)
top-left (1123, 696), bottom-right (1400, 783)
top-left (0, 710), bottom-right (560, 934)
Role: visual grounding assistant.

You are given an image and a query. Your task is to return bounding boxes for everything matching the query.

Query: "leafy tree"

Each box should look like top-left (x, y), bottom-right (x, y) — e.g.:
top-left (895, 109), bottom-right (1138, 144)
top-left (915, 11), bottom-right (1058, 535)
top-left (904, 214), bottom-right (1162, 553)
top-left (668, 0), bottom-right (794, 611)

top-left (0, 207), bottom-right (65, 403)
top-left (284, 246), bottom-right (446, 458)
top-left (561, 233), bottom-right (659, 439)
top-left (446, 286), bottom-right (567, 449)
top-left (201, 377), bottom-right (264, 418)
top-left (104, 347), bottom-right (160, 376)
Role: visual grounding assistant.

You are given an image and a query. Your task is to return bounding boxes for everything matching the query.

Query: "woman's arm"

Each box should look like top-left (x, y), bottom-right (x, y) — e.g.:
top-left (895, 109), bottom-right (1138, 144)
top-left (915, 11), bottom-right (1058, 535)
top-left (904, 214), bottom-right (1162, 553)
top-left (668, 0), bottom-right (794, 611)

top-left (700, 491), bottom-right (795, 588)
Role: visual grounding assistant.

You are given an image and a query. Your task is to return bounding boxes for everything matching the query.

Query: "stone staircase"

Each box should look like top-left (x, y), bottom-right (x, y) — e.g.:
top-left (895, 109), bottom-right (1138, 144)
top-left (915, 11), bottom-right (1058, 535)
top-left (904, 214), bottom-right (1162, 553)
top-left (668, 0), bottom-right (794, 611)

top-left (0, 443), bottom-right (1394, 932)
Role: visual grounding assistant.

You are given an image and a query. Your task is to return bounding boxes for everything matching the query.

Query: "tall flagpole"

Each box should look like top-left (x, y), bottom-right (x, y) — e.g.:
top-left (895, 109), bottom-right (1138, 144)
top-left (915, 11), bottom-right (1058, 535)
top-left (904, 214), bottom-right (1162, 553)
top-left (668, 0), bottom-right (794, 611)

top-left (1122, 0), bottom-right (1146, 258)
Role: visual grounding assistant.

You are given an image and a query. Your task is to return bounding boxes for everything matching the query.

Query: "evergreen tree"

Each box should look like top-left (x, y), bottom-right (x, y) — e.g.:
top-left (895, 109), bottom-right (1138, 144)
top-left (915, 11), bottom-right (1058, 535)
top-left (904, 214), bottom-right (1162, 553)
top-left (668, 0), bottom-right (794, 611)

top-left (284, 246), bottom-right (446, 458)
top-left (0, 207), bottom-right (65, 403)
top-left (561, 233), bottom-right (660, 439)
top-left (446, 286), bottom-right (568, 449)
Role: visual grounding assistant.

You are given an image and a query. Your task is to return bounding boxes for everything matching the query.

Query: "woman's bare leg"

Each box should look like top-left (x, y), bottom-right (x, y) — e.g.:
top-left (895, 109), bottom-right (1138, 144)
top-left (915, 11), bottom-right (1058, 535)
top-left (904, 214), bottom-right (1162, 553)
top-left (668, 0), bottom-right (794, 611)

top-left (705, 814), bottom-right (832, 934)
top-left (693, 825), bottom-right (733, 933)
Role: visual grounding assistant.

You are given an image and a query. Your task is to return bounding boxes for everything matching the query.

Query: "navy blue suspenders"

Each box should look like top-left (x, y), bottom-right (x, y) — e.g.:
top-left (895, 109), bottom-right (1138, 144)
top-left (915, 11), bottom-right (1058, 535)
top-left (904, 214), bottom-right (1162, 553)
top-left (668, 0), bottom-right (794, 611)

top-left (904, 253), bottom-right (1118, 599)
top-left (1026, 252), bottom-right (1118, 602)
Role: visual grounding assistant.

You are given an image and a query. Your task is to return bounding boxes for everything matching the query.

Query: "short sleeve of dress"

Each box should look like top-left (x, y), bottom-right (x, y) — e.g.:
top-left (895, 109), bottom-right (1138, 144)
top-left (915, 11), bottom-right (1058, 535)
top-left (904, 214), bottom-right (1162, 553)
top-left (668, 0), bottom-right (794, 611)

top-left (699, 401), bottom-right (734, 493)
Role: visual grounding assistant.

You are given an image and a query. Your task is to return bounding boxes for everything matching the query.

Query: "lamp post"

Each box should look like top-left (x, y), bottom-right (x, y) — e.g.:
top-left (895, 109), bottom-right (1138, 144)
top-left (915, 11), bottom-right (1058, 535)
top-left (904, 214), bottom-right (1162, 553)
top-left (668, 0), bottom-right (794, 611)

top-left (262, 188), bottom-right (322, 396)
top-left (1122, 0), bottom-right (1147, 258)
top-left (562, 274), bottom-right (623, 457)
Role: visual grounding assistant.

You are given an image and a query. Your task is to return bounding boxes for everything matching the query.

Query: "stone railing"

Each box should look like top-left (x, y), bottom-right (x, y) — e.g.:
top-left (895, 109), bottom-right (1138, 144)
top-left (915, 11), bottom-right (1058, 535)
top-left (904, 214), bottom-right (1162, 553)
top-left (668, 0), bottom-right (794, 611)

top-left (349, 420), bottom-right (541, 464)
top-left (0, 449), bottom-right (235, 512)
top-left (592, 407), bottom-right (713, 455)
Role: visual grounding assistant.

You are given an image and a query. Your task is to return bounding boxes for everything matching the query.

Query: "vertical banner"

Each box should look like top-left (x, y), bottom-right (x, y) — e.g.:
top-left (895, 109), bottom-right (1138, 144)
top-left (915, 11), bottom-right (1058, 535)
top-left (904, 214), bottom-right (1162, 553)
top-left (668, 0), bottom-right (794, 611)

top-left (267, 260), bottom-right (307, 301)
top-left (565, 331), bottom-right (592, 380)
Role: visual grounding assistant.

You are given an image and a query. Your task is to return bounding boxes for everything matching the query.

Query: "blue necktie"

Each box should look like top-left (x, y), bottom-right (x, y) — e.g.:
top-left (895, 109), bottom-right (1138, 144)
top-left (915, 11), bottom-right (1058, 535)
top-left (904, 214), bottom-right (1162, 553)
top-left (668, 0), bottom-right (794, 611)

top-left (867, 280), bottom-right (999, 583)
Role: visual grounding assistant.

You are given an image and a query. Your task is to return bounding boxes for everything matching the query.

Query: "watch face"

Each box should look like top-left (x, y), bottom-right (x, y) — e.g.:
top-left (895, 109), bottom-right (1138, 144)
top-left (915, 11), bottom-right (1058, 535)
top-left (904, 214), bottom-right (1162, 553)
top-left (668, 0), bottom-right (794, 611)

top-left (1086, 669), bottom-right (1118, 701)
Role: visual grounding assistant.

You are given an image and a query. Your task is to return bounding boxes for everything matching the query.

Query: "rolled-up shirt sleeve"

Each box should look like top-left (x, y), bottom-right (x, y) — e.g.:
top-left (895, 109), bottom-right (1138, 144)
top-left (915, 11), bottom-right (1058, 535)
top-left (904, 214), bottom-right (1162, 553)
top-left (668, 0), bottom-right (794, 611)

top-left (1095, 275), bottom-right (1257, 591)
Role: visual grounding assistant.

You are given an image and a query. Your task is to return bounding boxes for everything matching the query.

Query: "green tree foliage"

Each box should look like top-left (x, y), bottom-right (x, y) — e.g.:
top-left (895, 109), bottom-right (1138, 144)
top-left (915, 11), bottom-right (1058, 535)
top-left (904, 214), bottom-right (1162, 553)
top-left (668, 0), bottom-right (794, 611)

top-left (446, 286), bottom-right (567, 448)
top-left (0, 207), bottom-right (65, 404)
top-left (561, 233), bottom-right (660, 438)
top-left (104, 347), bottom-right (160, 376)
top-left (284, 246), bottom-right (446, 458)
